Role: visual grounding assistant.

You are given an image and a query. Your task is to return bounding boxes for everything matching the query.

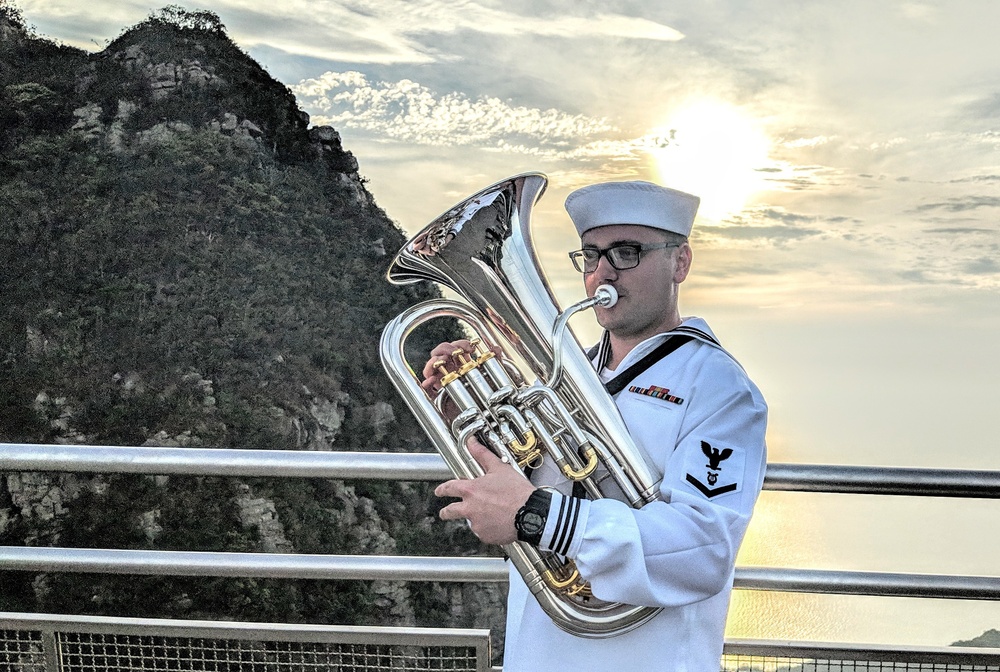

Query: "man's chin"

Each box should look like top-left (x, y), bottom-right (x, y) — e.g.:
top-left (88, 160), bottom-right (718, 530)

top-left (594, 307), bottom-right (621, 331)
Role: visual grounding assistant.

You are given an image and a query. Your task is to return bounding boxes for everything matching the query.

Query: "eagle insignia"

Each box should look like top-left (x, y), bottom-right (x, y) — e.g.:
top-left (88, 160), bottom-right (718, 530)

top-left (684, 440), bottom-right (743, 499)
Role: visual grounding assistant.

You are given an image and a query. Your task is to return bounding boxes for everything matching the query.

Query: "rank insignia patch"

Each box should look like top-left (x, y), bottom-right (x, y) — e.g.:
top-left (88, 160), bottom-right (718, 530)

top-left (628, 384), bottom-right (684, 405)
top-left (683, 440), bottom-right (744, 499)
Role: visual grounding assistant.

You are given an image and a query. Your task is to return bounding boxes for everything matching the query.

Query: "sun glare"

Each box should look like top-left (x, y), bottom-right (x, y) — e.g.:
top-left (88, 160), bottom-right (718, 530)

top-left (652, 101), bottom-right (770, 222)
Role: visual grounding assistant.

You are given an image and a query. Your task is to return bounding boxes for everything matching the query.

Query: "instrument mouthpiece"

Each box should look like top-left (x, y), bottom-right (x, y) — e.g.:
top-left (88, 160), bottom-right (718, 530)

top-left (594, 284), bottom-right (618, 308)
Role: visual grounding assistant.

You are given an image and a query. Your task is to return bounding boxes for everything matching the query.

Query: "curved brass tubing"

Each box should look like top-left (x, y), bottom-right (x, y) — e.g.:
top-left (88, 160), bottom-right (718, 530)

top-left (561, 446), bottom-right (599, 481)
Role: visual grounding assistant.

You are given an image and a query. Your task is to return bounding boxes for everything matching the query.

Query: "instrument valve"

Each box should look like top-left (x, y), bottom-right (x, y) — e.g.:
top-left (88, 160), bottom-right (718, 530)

top-left (453, 348), bottom-right (479, 376)
top-left (434, 360), bottom-right (460, 387)
top-left (470, 338), bottom-right (497, 365)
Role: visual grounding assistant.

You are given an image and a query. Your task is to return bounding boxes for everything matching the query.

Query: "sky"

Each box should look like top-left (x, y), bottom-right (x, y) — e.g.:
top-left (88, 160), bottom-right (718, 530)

top-left (16, 0), bottom-right (1000, 648)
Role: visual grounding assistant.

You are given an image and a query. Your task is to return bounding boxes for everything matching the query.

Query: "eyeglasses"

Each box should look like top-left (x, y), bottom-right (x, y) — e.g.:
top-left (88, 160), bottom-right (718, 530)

top-left (568, 242), bottom-right (681, 273)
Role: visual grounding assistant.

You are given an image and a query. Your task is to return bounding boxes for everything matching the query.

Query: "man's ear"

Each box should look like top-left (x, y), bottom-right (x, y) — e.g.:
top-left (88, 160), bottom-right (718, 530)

top-left (674, 244), bottom-right (692, 283)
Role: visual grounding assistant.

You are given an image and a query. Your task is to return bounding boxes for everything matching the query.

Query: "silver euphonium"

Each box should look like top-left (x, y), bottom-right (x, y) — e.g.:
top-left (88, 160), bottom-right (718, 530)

top-left (379, 173), bottom-right (664, 637)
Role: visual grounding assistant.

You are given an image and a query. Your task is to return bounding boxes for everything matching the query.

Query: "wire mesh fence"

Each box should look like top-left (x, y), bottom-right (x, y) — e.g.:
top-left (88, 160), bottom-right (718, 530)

top-left (722, 643), bottom-right (1000, 672)
top-left (0, 616), bottom-right (490, 672)
top-left (1, 627), bottom-right (46, 672)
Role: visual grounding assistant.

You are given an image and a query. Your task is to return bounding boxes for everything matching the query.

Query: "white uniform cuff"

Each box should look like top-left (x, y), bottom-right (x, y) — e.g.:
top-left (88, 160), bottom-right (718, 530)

top-left (538, 491), bottom-right (590, 557)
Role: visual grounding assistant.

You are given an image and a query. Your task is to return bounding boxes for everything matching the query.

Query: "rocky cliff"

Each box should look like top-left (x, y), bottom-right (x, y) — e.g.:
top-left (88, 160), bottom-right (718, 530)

top-left (0, 2), bottom-right (505, 648)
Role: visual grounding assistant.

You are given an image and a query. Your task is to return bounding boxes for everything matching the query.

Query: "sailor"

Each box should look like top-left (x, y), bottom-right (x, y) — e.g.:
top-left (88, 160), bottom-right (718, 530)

top-left (425, 180), bottom-right (768, 672)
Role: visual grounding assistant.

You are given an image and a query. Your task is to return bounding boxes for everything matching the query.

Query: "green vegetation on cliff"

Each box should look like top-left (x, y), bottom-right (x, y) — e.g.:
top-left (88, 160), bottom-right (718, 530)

top-left (0, 1), bottom-right (503, 635)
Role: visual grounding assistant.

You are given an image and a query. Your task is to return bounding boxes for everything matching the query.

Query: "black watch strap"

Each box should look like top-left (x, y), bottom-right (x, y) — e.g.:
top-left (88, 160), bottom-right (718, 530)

top-left (515, 489), bottom-right (552, 546)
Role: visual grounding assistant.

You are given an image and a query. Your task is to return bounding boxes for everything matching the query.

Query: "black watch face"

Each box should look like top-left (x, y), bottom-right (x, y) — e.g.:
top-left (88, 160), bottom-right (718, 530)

top-left (520, 511), bottom-right (544, 535)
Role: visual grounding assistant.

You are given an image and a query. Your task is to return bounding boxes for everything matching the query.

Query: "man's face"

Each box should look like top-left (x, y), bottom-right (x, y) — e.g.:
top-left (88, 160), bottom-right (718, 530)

top-left (581, 224), bottom-right (690, 341)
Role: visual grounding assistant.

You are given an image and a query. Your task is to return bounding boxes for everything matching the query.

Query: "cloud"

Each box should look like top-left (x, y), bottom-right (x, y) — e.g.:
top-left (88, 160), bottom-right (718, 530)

top-left (694, 206), bottom-right (832, 247)
top-left (698, 223), bottom-right (822, 244)
top-left (292, 69), bottom-right (809, 189)
top-left (780, 136), bottom-right (836, 149)
top-left (27, 0), bottom-right (681, 65)
top-left (897, 2), bottom-right (938, 23)
top-left (519, 13), bottom-right (684, 41)
top-left (693, 261), bottom-right (785, 280)
top-left (913, 196), bottom-right (1000, 213)
top-left (949, 174), bottom-right (1000, 184)
top-left (894, 233), bottom-right (1000, 288)
top-left (292, 71), bottom-right (617, 150)
top-left (923, 227), bottom-right (995, 235)
top-left (897, 259), bottom-right (1000, 289)
top-left (962, 256), bottom-right (1000, 275)
top-left (867, 137), bottom-right (908, 151)
top-left (220, 0), bottom-right (683, 65)
top-left (16, 0), bottom-right (152, 49)
top-left (965, 92), bottom-right (1000, 120)
top-left (755, 162), bottom-right (841, 192)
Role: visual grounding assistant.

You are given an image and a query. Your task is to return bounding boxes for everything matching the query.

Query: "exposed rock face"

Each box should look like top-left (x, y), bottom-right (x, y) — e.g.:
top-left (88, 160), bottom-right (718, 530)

top-left (309, 126), bottom-right (357, 170)
top-left (114, 43), bottom-right (222, 100)
top-left (72, 102), bottom-right (268, 155)
top-left (5, 472), bottom-right (108, 545)
top-left (32, 392), bottom-right (89, 445)
top-left (235, 484), bottom-right (293, 553)
top-left (308, 126), bottom-right (370, 206)
top-left (59, 38), bottom-right (363, 193)
top-left (307, 394), bottom-right (351, 450)
top-left (137, 508), bottom-right (163, 543)
top-left (0, 15), bottom-right (20, 42)
top-left (325, 481), bottom-right (416, 626)
top-left (6, 472), bottom-right (67, 536)
top-left (261, 395), bottom-right (354, 451)
top-left (71, 102), bottom-right (103, 140)
top-left (135, 120), bottom-right (194, 147)
top-left (107, 99), bottom-right (139, 151)
top-left (357, 401), bottom-right (395, 442)
top-left (447, 583), bottom-right (508, 651)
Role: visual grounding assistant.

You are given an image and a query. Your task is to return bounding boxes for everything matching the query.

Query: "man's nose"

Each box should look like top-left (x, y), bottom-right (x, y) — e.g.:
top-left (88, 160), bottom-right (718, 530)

top-left (592, 253), bottom-right (620, 280)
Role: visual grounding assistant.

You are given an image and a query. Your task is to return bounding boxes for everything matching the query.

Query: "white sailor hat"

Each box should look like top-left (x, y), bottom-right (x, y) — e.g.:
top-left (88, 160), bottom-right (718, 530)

top-left (564, 180), bottom-right (700, 237)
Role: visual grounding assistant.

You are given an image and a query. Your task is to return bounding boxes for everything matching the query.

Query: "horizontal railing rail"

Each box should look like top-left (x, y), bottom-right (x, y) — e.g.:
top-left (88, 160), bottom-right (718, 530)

top-left (0, 443), bottom-right (450, 480)
top-left (0, 547), bottom-right (507, 582)
top-left (3, 442), bottom-right (1000, 497)
top-left (1, 610), bottom-right (492, 647)
top-left (1, 547), bottom-right (1000, 601)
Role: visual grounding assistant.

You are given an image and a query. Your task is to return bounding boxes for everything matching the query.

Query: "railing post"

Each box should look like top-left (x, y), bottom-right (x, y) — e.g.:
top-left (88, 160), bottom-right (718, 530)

top-left (40, 627), bottom-right (60, 672)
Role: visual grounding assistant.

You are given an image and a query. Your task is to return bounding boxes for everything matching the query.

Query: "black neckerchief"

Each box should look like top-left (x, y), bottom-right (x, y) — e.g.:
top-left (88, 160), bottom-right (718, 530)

top-left (587, 333), bottom-right (694, 396)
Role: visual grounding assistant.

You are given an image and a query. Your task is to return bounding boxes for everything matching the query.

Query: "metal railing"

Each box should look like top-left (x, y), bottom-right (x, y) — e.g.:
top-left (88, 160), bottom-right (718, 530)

top-left (722, 639), bottom-right (1000, 670)
top-left (1, 611), bottom-right (492, 672)
top-left (3, 443), bottom-right (1000, 599)
top-left (3, 614), bottom-right (1000, 672)
top-left (3, 442), bottom-right (1000, 671)
top-left (5, 443), bottom-right (1000, 497)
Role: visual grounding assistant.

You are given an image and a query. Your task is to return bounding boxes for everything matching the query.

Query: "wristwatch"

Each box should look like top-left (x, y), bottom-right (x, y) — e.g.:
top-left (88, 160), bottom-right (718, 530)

top-left (514, 489), bottom-right (552, 546)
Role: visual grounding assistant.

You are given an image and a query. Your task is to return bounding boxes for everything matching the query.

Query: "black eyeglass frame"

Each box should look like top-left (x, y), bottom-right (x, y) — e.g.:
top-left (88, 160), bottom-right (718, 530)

top-left (568, 241), bottom-right (681, 273)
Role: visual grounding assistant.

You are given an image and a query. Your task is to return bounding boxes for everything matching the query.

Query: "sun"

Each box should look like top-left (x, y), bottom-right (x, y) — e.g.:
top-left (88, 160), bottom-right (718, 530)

top-left (651, 100), bottom-right (770, 222)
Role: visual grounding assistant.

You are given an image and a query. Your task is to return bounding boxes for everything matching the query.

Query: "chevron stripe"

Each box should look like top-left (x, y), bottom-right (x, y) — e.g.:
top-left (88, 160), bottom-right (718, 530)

top-left (685, 474), bottom-right (737, 498)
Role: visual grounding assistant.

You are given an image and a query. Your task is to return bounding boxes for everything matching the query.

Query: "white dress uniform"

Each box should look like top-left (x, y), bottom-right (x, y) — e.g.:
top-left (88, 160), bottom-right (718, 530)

top-left (502, 317), bottom-right (768, 672)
